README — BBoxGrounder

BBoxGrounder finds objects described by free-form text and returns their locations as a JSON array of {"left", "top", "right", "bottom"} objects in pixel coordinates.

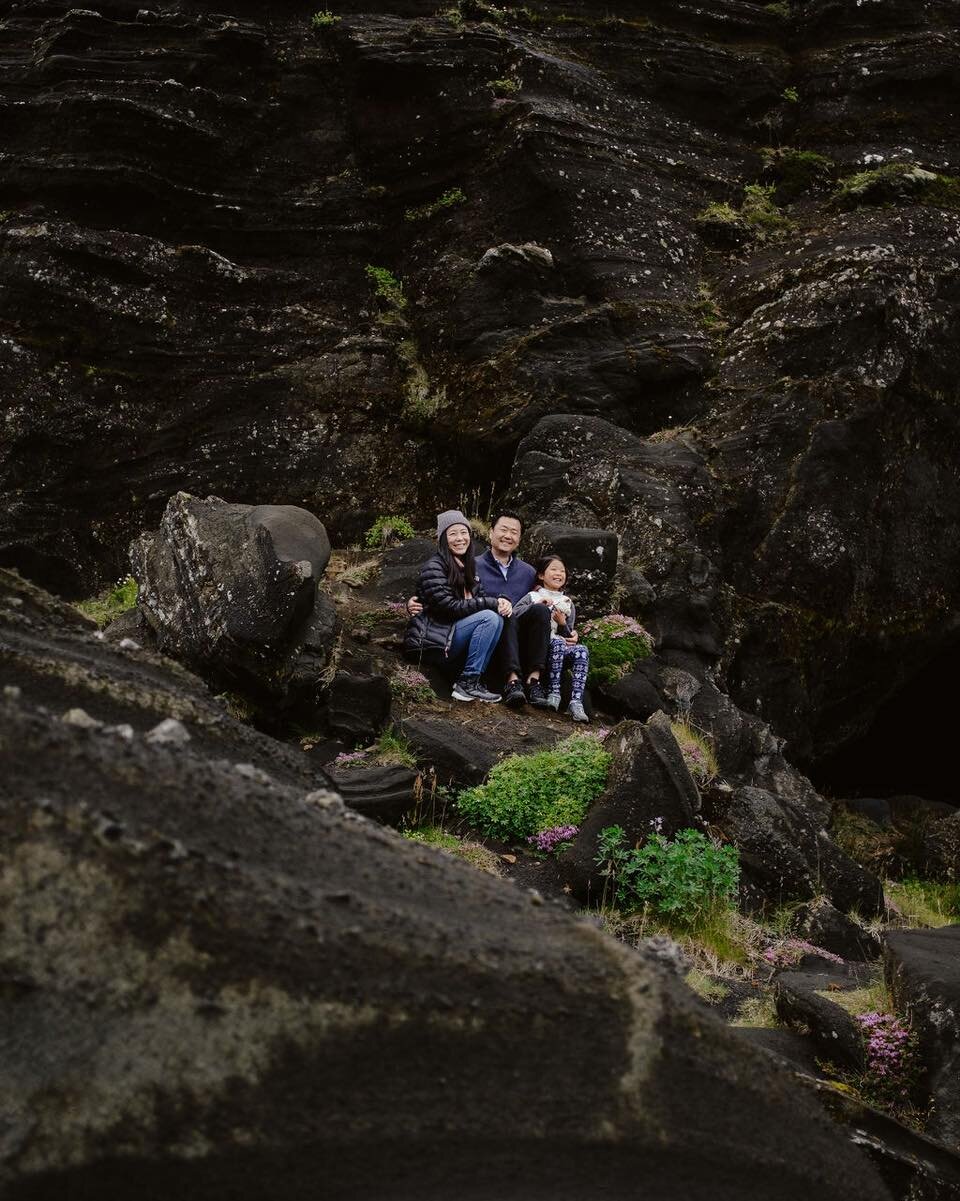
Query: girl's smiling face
[
  {"left": 445, "top": 524, "right": 471, "bottom": 556},
  {"left": 540, "top": 558, "right": 567, "bottom": 590}
]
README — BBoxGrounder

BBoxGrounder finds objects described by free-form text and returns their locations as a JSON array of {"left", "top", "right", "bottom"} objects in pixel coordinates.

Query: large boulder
[
  {"left": 0, "top": 681, "right": 893, "bottom": 1201},
  {"left": 711, "top": 784, "right": 885, "bottom": 917},
  {"left": 885, "top": 926, "right": 960, "bottom": 1151},
  {"left": 559, "top": 713, "right": 701, "bottom": 904},
  {"left": 131, "top": 493, "right": 336, "bottom": 700}
]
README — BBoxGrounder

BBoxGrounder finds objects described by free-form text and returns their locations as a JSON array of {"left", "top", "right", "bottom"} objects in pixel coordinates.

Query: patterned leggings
[{"left": 546, "top": 638, "right": 590, "bottom": 701}]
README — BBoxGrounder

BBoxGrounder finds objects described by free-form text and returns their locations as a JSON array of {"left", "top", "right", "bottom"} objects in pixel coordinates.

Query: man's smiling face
[{"left": 490, "top": 516, "right": 522, "bottom": 557}]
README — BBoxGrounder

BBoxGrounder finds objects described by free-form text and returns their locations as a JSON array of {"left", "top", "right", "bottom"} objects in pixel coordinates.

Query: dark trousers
[{"left": 489, "top": 603, "right": 552, "bottom": 683}]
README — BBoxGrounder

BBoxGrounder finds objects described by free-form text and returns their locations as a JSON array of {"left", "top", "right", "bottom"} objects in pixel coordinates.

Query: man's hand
[
  {"left": 497, "top": 597, "right": 513, "bottom": 617},
  {"left": 564, "top": 630, "right": 579, "bottom": 645},
  {"left": 407, "top": 595, "right": 423, "bottom": 617}
]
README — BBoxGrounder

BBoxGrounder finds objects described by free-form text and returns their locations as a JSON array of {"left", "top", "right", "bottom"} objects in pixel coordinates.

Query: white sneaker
[
  {"left": 546, "top": 692, "right": 561, "bottom": 711},
  {"left": 568, "top": 700, "right": 589, "bottom": 723}
]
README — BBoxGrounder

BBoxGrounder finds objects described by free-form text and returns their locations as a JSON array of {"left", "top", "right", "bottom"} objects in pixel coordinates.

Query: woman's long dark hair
[{"left": 438, "top": 532, "right": 477, "bottom": 595}]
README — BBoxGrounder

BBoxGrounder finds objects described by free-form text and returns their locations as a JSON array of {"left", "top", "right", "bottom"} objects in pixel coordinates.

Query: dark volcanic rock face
[{"left": 3, "top": 0, "right": 960, "bottom": 775}]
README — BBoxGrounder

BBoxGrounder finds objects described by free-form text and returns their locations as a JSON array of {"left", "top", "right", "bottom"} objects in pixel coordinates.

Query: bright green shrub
[
  {"left": 365, "top": 265, "right": 407, "bottom": 310},
  {"left": 579, "top": 614, "right": 653, "bottom": 685},
  {"left": 596, "top": 826, "right": 739, "bottom": 926},
  {"left": 311, "top": 10, "right": 340, "bottom": 27},
  {"left": 364, "top": 514, "right": 415, "bottom": 548},
  {"left": 457, "top": 734, "right": 611, "bottom": 841}
]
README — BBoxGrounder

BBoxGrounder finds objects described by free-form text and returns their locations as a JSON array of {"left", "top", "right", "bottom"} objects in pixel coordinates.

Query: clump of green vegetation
[
  {"left": 781, "top": 85, "right": 799, "bottom": 103},
  {"left": 695, "top": 200, "right": 741, "bottom": 226},
  {"left": 365, "top": 264, "right": 407, "bottom": 310},
  {"left": 762, "top": 146, "right": 835, "bottom": 200},
  {"left": 404, "top": 187, "right": 466, "bottom": 222},
  {"left": 670, "top": 719, "right": 719, "bottom": 787},
  {"left": 685, "top": 968, "right": 730, "bottom": 1005},
  {"left": 731, "top": 994, "right": 780, "bottom": 1028},
  {"left": 458, "top": 734, "right": 611, "bottom": 840},
  {"left": 886, "top": 878, "right": 960, "bottom": 927},
  {"left": 403, "top": 824, "right": 502, "bottom": 875},
  {"left": 579, "top": 613, "right": 653, "bottom": 686},
  {"left": 833, "top": 162, "right": 960, "bottom": 211},
  {"left": 337, "top": 556, "right": 381, "bottom": 588},
  {"left": 763, "top": 2, "right": 791, "bottom": 17},
  {"left": 75, "top": 575, "right": 138, "bottom": 627},
  {"left": 741, "top": 182, "right": 790, "bottom": 230},
  {"left": 311, "top": 9, "right": 340, "bottom": 28},
  {"left": 372, "top": 728, "right": 417, "bottom": 769},
  {"left": 691, "top": 280, "right": 727, "bottom": 333},
  {"left": 364, "top": 514, "right": 416, "bottom": 548},
  {"left": 488, "top": 76, "right": 520, "bottom": 96},
  {"left": 596, "top": 826, "right": 740, "bottom": 929},
  {"left": 597, "top": 900, "right": 762, "bottom": 970}
]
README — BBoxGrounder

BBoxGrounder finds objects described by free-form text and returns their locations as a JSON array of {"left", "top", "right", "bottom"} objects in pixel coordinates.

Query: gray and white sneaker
[
  {"left": 568, "top": 699, "right": 589, "bottom": 723},
  {"left": 545, "top": 691, "right": 561, "bottom": 711},
  {"left": 451, "top": 676, "right": 502, "bottom": 703}
]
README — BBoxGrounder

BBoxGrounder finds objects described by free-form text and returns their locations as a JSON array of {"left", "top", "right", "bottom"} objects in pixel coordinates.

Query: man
[{"left": 408, "top": 511, "right": 554, "bottom": 709}]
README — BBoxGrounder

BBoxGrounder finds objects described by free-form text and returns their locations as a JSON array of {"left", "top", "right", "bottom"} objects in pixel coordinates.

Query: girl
[
  {"left": 403, "top": 509, "right": 511, "bottom": 702},
  {"left": 513, "top": 555, "right": 590, "bottom": 722}
]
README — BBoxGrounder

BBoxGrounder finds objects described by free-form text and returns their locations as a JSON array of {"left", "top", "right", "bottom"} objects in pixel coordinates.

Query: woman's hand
[
  {"left": 564, "top": 630, "right": 579, "bottom": 645},
  {"left": 407, "top": 595, "right": 423, "bottom": 617},
  {"left": 497, "top": 597, "right": 513, "bottom": 617}
]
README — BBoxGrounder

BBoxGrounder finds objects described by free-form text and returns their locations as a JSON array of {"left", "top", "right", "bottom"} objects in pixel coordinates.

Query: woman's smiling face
[
  {"left": 540, "top": 559, "right": 567, "bottom": 590},
  {"left": 445, "top": 524, "right": 471, "bottom": 556}
]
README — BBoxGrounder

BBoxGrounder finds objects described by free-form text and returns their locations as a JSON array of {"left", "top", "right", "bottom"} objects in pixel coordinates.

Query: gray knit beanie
[{"left": 436, "top": 509, "right": 471, "bottom": 544}]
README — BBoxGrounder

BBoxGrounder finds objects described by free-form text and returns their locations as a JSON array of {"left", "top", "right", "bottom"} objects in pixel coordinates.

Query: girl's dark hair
[
  {"left": 534, "top": 554, "right": 566, "bottom": 584},
  {"left": 439, "top": 531, "right": 478, "bottom": 594}
]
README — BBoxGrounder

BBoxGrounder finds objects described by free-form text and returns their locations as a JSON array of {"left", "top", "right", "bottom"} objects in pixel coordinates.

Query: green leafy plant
[
  {"left": 763, "top": 2, "right": 791, "bottom": 16},
  {"left": 669, "top": 719, "right": 719, "bottom": 787},
  {"left": 488, "top": 77, "right": 520, "bottom": 96},
  {"left": 311, "top": 9, "right": 340, "bottom": 27},
  {"left": 781, "top": 85, "right": 799, "bottom": 103},
  {"left": 458, "top": 734, "right": 611, "bottom": 840},
  {"left": 75, "top": 575, "right": 138, "bottom": 627},
  {"left": 364, "top": 514, "right": 416, "bottom": 548},
  {"left": 365, "top": 264, "right": 407, "bottom": 310},
  {"left": 741, "top": 183, "right": 790, "bottom": 230},
  {"left": 596, "top": 826, "right": 740, "bottom": 927},
  {"left": 579, "top": 613, "right": 653, "bottom": 685},
  {"left": 404, "top": 187, "right": 466, "bottom": 222}
]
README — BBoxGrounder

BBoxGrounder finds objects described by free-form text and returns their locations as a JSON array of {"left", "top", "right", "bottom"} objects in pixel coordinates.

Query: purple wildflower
[
  {"left": 527, "top": 825, "right": 579, "bottom": 853},
  {"left": 333, "top": 750, "right": 367, "bottom": 767}
]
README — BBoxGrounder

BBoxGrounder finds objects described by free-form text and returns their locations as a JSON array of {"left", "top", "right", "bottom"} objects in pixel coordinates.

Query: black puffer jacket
[{"left": 403, "top": 552, "right": 498, "bottom": 660}]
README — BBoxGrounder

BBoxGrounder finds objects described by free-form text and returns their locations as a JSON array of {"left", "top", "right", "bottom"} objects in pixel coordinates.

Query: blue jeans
[{"left": 448, "top": 609, "right": 503, "bottom": 677}]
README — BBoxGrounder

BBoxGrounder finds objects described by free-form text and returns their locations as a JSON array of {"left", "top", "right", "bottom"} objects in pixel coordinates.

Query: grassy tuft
[
  {"left": 403, "top": 824, "right": 502, "bottom": 875},
  {"left": 886, "top": 878, "right": 960, "bottom": 928},
  {"left": 669, "top": 718, "right": 719, "bottom": 787},
  {"left": 372, "top": 728, "right": 418, "bottom": 769},
  {"left": 75, "top": 575, "right": 138, "bottom": 627}
]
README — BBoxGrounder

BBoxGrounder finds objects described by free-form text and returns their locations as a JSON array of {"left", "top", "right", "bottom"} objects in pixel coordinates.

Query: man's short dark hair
[{"left": 490, "top": 510, "right": 524, "bottom": 535}]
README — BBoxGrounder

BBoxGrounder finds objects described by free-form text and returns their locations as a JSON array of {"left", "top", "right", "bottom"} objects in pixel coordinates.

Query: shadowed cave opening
[{"left": 810, "top": 645, "right": 960, "bottom": 805}]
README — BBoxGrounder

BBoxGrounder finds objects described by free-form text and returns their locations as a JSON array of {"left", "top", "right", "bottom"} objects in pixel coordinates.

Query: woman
[{"left": 403, "top": 509, "right": 511, "bottom": 702}]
